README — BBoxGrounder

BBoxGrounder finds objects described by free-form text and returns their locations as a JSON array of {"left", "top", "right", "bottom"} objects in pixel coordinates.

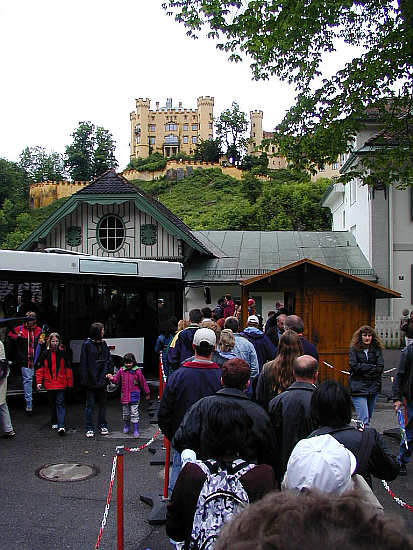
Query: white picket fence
[{"left": 375, "top": 316, "right": 402, "bottom": 349}]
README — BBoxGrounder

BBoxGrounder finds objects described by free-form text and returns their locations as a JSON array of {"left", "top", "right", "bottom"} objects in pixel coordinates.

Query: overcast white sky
[{"left": 0, "top": 1, "right": 354, "bottom": 170}]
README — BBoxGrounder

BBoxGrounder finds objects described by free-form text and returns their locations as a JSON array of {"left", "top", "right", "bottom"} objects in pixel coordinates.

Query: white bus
[{"left": 0, "top": 249, "right": 183, "bottom": 395}]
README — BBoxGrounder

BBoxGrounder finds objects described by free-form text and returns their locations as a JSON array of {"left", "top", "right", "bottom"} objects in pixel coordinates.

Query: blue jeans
[
  {"left": 85, "top": 388, "right": 107, "bottom": 431},
  {"left": 352, "top": 394, "right": 378, "bottom": 427},
  {"left": 399, "top": 400, "right": 413, "bottom": 465},
  {"left": 168, "top": 447, "right": 182, "bottom": 496},
  {"left": 48, "top": 390, "right": 66, "bottom": 428},
  {"left": 0, "top": 402, "right": 13, "bottom": 433},
  {"left": 21, "top": 367, "right": 34, "bottom": 408}
]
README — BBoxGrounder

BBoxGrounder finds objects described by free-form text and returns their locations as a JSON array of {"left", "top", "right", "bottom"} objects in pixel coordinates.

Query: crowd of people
[
  {"left": 3, "top": 299, "right": 413, "bottom": 549},
  {"left": 153, "top": 301, "right": 413, "bottom": 549},
  {"left": 0, "top": 314, "right": 150, "bottom": 438}
]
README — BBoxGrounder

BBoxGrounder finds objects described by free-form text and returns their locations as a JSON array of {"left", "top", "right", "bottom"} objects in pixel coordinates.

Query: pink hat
[{"left": 248, "top": 299, "right": 255, "bottom": 306}]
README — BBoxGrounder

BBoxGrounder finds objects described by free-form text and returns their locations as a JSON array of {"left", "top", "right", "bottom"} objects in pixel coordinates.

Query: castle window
[
  {"left": 149, "top": 124, "right": 155, "bottom": 132},
  {"left": 97, "top": 215, "right": 125, "bottom": 252},
  {"left": 165, "top": 123, "right": 177, "bottom": 131},
  {"left": 183, "top": 124, "right": 188, "bottom": 131},
  {"left": 192, "top": 136, "right": 197, "bottom": 144},
  {"left": 208, "top": 122, "right": 213, "bottom": 129},
  {"left": 165, "top": 134, "right": 179, "bottom": 144},
  {"left": 149, "top": 136, "right": 155, "bottom": 144},
  {"left": 192, "top": 124, "right": 198, "bottom": 131},
  {"left": 183, "top": 136, "right": 188, "bottom": 143},
  {"left": 209, "top": 134, "right": 213, "bottom": 140}
]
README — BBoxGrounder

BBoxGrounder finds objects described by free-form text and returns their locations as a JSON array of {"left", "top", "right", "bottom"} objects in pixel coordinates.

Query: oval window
[{"left": 97, "top": 215, "right": 125, "bottom": 252}]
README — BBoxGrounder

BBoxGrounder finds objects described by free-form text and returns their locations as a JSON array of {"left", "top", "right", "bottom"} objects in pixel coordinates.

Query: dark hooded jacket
[
  {"left": 240, "top": 327, "right": 277, "bottom": 371},
  {"left": 167, "top": 324, "right": 200, "bottom": 370},
  {"left": 79, "top": 338, "right": 113, "bottom": 389},
  {"left": 173, "top": 387, "right": 278, "bottom": 470}
]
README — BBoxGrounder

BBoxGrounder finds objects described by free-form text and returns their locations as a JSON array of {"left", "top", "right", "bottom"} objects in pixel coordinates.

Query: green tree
[
  {"left": 65, "top": 121, "right": 118, "bottom": 180},
  {"left": 163, "top": 1, "right": 413, "bottom": 186},
  {"left": 193, "top": 138, "right": 222, "bottom": 162},
  {"left": 19, "top": 146, "right": 66, "bottom": 183},
  {"left": 240, "top": 171, "right": 262, "bottom": 204},
  {"left": 0, "top": 159, "right": 29, "bottom": 245},
  {"left": 215, "top": 102, "right": 248, "bottom": 164},
  {"left": 241, "top": 153, "right": 268, "bottom": 174}
]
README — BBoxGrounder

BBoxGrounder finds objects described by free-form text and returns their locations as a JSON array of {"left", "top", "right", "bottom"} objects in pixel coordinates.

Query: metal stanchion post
[
  {"left": 116, "top": 446, "right": 124, "bottom": 550},
  {"left": 163, "top": 437, "right": 171, "bottom": 499}
]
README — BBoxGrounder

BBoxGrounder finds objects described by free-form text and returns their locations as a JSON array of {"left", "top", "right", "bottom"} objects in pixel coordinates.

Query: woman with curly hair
[
  {"left": 255, "top": 329, "right": 303, "bottom": 410},
  {"left": 349, "top": 325, "right": 384, "bottom": 427}
]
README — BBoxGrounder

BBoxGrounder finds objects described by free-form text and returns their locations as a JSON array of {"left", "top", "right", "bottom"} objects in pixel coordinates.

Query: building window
[
  {"left": 192, "top": 136, "right": 197, "bottom": 144},
  {"left": 183, "top": 124, "right": 188, "bottom": 131},
  {"left": 208, "top": 134, "right": 213, "bottom": 140},
  {"left": 149, "top": 136, "right": 155, "bottom": 144},
  {"left": 165, "top": 134, "right": 179, "bottom": 144},
  {"left": 350, "top": 179, "right": 357, "bottom": 205},
  {"left": 165, "top": 123, "right": 177, "bottom": 131},
  {"left": 192, "top": 124, "right": 198, "bottom": 131},
  {"left": 183, "top": 136, "right": 188, "bottom": 143},
  {"left": 148, "top": 124, "right": 155, "bottom": 132},
  {"left": 193, "top": 115, "right": 197, "bottom": 120},
  {"left": 97, "top": 215, "right": 125, "bottom": 252},
  {"left": 332, "top": 162, "right": 339, "bottom": 170},
  {"left": 343, "top": 210, "right": 346, "bottom": 229},
  {"left": 208, "top": 122, "right": 213, "bottom": 129},
  {"left": 136, "top": 135, "right": 140, "bottom": 144}
]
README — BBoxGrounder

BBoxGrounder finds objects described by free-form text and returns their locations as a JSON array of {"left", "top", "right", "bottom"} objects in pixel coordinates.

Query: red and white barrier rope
[
  {"left": 381, "top": 480, "right": 413, "bottom": 512},
  {"left": 93, "top": 428, "right": 162, "bottom": 548},
  {"left": 160, "top": 355, "right": 167, "bottom": 383},
  {"left": 323, "top": 361, "right": 395, "bottom": 376},
  {"left": 95, "top": 455, "right": 117, "bottom": 549},
  {"left": 124, "top": 428, "right": 161, "bottom": 452}
]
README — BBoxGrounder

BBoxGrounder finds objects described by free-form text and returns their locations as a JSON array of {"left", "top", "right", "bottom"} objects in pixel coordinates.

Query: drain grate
[{"left": 36, "top": 462, "right": 98, "bottom": 482}]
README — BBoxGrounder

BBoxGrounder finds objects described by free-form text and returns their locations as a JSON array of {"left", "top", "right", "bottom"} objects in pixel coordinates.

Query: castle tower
[
  {"left": 249, "top": 110, "right": 263, "bottom": 152},
  {"left": 130, "top": 98, "right": 151, "bottom": 159},
  {"left": 197, "top": 96, "right": 214, "bottom": 141}
]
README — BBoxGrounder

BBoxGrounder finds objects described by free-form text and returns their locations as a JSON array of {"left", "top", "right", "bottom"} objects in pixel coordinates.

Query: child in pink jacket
[{"left": 107, "top": 353, "right": 150, "bottom": 437}]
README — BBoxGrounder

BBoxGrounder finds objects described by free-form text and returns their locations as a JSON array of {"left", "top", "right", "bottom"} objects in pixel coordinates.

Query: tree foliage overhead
[
  {"left": 163, "top": 0, "right": 413, "bottom": 186},
  {"left": 65, "top": 121, "right": 118, "bottom": 180},
  {"left": 215, "top": 101, "right": 248, "bottom": 164},
  {"left": 19, "top": 147, "right": 66, "bottom": 184}
]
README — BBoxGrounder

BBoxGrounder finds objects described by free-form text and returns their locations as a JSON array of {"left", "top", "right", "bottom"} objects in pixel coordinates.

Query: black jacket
[
  {"left": 79, "top": 338, "right": 113, "bottom": 389},
  {"left": 268, "top": 381, "right": 317, "bottom": 479},
  {"left": 349, "top": 347, "right": 384, "bottom": 396},
  {"left": 173, "top": 387, "right": 278, "bottom": 470},
  {"left": 309, "top": 425, "right": 399, "bottom": 486},
  {"left": 392, "top": 344, "right": 413, "bottom": 402}
]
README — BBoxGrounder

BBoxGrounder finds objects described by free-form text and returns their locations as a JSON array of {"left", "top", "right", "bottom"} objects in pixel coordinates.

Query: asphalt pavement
[{"left": 2, "top": 349, "right": 413, "bottom": 550}]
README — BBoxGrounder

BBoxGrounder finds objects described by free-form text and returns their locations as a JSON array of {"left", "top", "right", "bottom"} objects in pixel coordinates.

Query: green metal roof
[{"left": 186, "top": 231, "right": 375, "bottom": 283}]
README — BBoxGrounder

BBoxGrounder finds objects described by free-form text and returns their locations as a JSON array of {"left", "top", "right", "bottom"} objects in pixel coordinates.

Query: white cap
[
  {"left": 282, "top": 434, "right": 357, "bottom": 495},
  {"left": 247, "top": 315, "right": 259, "bottom": 324},
  {"left": 193, "top": 327, "right": 216, "bottom": 347}
]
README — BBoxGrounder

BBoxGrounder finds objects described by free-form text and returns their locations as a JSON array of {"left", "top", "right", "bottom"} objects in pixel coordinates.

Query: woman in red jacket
[{"left": 35, "top": 333, "right": 73, "bottom": 435}]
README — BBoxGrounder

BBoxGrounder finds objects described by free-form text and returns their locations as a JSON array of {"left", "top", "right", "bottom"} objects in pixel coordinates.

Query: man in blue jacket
[
  {"left": 167, "top": 309, "right": 202, "bottom": 370},
  {"left": 240, "top": 315, "right": 277, "bottom": 372},
  {"left": 158, "top": 327, "right": 221, "bottom": 494}
]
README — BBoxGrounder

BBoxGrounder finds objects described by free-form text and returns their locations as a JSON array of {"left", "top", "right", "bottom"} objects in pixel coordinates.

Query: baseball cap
[
  {"left": 282, "top": 434, "right": 357, "bottom": 495},
  {"left": 247, "top": 315, "right": 259, "bottom": 324},
  {"left": 193, "top": 327, "right": 216, "bottom": 347}
]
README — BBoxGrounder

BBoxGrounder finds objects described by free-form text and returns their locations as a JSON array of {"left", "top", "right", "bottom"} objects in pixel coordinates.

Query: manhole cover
[{"left": 36, "top": 462, "right": 99, "bottom": 482}]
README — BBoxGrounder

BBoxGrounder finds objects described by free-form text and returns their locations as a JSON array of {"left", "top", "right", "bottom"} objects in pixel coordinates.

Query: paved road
[{"left": 2, "top": 350, "right": 413, "bottom": 550}]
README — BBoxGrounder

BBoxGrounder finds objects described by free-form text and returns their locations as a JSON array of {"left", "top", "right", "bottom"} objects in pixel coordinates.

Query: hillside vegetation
[{"left": 131, "top": 168, "right": 332, "bottom": 231}]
